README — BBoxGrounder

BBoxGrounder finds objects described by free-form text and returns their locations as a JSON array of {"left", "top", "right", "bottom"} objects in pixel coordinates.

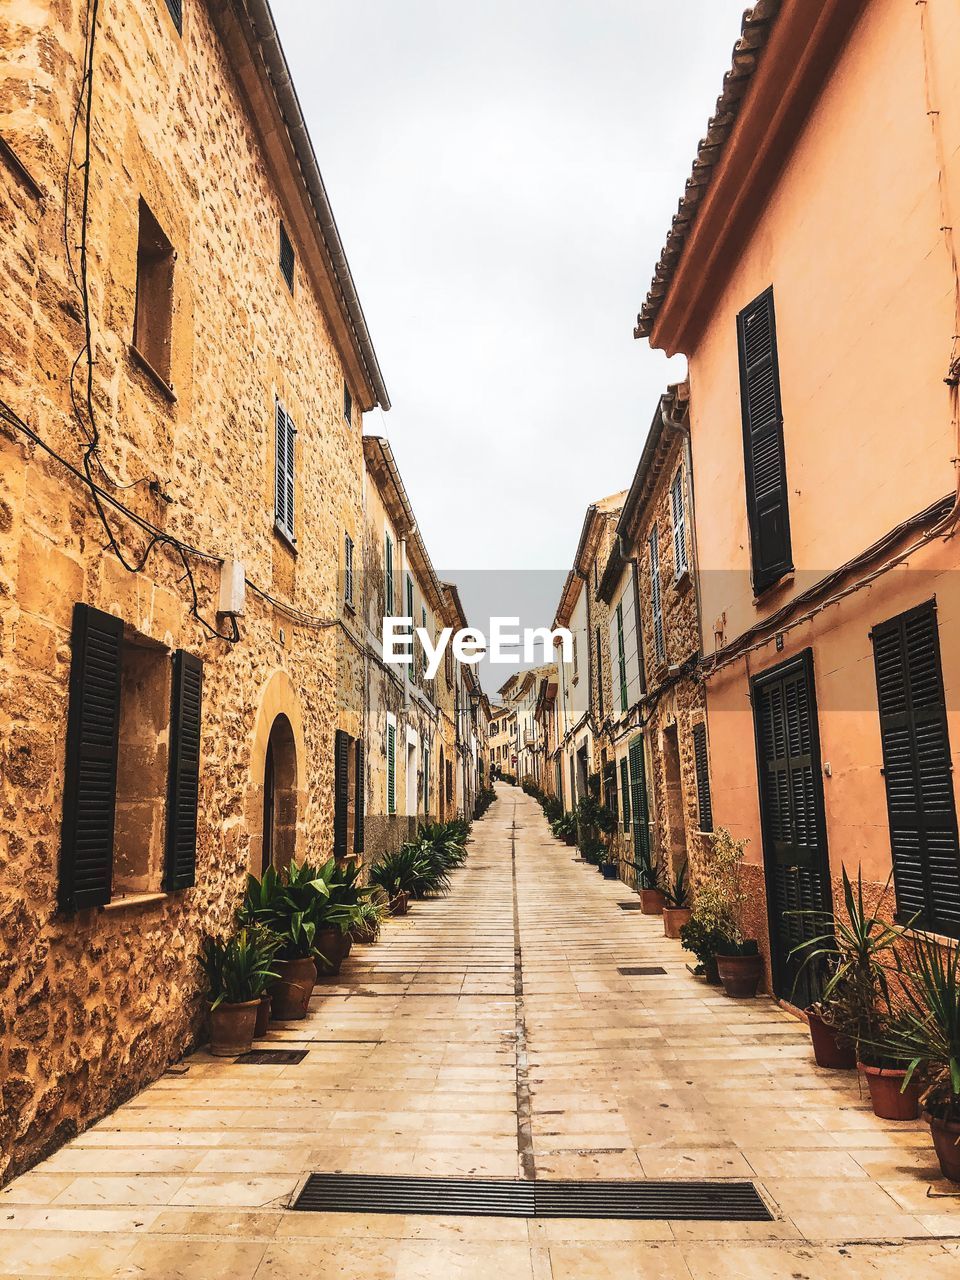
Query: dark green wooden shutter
[
  {"left": 59, "top": 603, "right": 123, "bottom": 911},
  {"left": 333, "top": 729, "right": 350, "bottom": 858},
  {"left": 649, "top": 528, "right": 665, "bottom": 665},
  {"left": 628, "top": 737, "right": 650, "bottom": 859},
  {"left": 619, "top": 757, "right": 631, "bottom": 832},
  {"left": 737, "top": 287, "right": 792, "bottom": 595},
  {"left": 387, "top": 723, "right": 396, "bottom": 815},
  {"left": 872, "top": 601, "right": 960, "bottom": 936},
  {"left": 692, "top": 721, "right": 713, "bottom": 833},
  {"left": 164, "top": 0, "right": 183, "bottom": 35},
  {"left": 354, "top": 738, "right": 365, "bottom": 853},
  {"left": 164, "top": 649, "right": 202, "bottom": 891}
]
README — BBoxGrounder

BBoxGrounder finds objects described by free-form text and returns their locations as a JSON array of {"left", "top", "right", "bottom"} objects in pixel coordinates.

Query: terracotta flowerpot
[
  {"left": 662, "top": 906, "right": 692, "bottom": 939},
  {"left": 351, "top": 921, "right": 378, "bottom": 945},
  {"left": 716, "top": 950, "right": 763, "bottom": 998},
  {"left": 806, "top": 1009, "right": 855, "bottom": 1070},
  {"left": 254, "top": 992, "right": 271, "bottom": 1038},
  {"left": 315, "top": 926, "right": 346, "bottom": 977},
  {"left": 208, "top": 999, "right": 259, "bottom": 1057},
  {"left": 859, "top": 1063, "right": 920, "bottom": 1120},
  {"left": 390, "top": 891, "right": 409, "bottom": 916},
  {"left": 928, "top": 1112, "right": 960, "bottom": 1182},
  {"left": 639, "top": 889, "right": 666, "bottom": 915},
  {"left": 269, "top": 956, "right": 316, "bottom": 1020},
  {"left": 562, "top": 834, "right": 576, "bottom": 847}
]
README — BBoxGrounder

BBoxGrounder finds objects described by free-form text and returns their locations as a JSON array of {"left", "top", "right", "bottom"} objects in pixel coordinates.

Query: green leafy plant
[
  {"left": 789, "top": 865, "right": 906, "bottom": 1063},
  {"left": 879, "top": 934, "right": 960, "bottom": 1120},
  {"left": 687, "top": 828, "right": 756, "bottom": 956},
  {"left": 678, "top": 916, "right": 727, "bottom": 972},
  {"left": 631, "top": 847, "right": 664, "bottom": 892},
  {"left": 200, "top": 927, "right": 279, "bottom": 1010},
  {"left": 579, "top": 837, "right": 606, "bottom": 866},
  {"left": 663, "top": 861, "right": 690, "bottom": 909},
  {"left": 575, "top": 794, "right": 616, "bottom": 836},
  {"left": 550, "top": 811, "right": 577, "bottom": 842},
  {"left": 240, "top": 861, "right": 331, "bottom": 960}
]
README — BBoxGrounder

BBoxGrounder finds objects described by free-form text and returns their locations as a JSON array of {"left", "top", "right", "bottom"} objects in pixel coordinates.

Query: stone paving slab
[{"left": 1, "top": 787, "right": 959, "bottom": 1277}]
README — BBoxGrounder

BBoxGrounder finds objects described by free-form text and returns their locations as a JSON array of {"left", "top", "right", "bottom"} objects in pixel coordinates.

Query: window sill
[
  {"left": 900, "top": 921, "right": 960, "bottom": 947},
  {"left": 274, "top": 523, "right": 298, "bottom": 554},
  {"left": 343, "top": 598, "right": 356, "bottom": 616},
  {"left": 129, "top": 343, "right": 176, "bottom": 403},
  {"left": 752, "top": 570, "right": 794, "bottom": 607},
  {"left": 102, "top": 891, "right": 168, "bottom": 913},
  {"left": 673, "top": 567, "right": 692, "bottom": 594}
]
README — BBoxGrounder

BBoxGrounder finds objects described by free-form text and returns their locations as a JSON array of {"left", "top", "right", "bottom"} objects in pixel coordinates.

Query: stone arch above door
[{"left": 248, "top": 671, "right": 307, "bottom": 874}]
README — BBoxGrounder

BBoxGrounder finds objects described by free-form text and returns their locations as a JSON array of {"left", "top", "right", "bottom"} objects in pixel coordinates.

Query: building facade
[
  {"left": 636, "top": 0, "right": 960, "bottom": 1001},
  {"left": 0, "top": 0, "right": 390, "bottom": 1177}
]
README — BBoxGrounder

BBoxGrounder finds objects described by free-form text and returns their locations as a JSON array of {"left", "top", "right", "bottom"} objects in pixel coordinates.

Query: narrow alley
[{"left": 2, "top": 788, "right": 958, "bottom": 1279}]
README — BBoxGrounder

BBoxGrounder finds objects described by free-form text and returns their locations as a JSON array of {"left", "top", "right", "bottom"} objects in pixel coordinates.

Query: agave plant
[
  {"left": 789, "top": 865, "right": 907, "bottom": 1062},
  {"left": 369, "top": 844, "right": 425, "bottom": 899},
  {"left": 200, "top": 927, "right": 279, "bottom": 1009},
  {"left": 663, "top": 861, "right": 690, "bottom": 909},
  {"left": 631, "top": 847, "right": 664, "bottom": 892},
  {"left": 240, "top": 861, "right": 332, "bottom": 960},
  {"left": 876, "top": 933, "right": 960, "bottom": 1122}
]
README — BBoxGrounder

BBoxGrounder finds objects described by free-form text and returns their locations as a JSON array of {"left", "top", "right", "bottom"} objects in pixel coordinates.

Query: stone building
[
  {"left": 0, "top": 0, "right": 389, "bottom": 1178},
  {"left": 551, "top": 493, "right": 624, "bottom": 811},
  {"left": 635, "top": 0, "right": 960, "bottom": 1001},
  {"left": 597, "top": 385, "right": 712, "bottom": 888},
  {"left": 487, "top": 704, "right": 516, "bottom": 776},
  {"left": 361, "top": 437, "right": 452, "bottom": 858}
]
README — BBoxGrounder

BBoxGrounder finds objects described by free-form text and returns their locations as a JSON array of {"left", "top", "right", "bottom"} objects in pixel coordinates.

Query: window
[
  {"left": 133, "top": 199, "right": 175, "bottom": 385},
  {"left": 671, "top": 467, "right": 688, "bottom": 579},
  {"left": 649, "top": 525, "right": 665, "bottom": 665},
  {"left": 386, "top": 719, "right": 396, "bottom": 816},
  {"left": 163, "top": 0, "right": 183, "bottom": 36},
  {"left": 692, "top": 721, "right": 713, "bottom": 832},
  {"left": 344, "top": 532, "right": 354, "bottom": 606},
  {"left": 279, "top": 222, "right": 295, "bottom": 292},
  {"left": 353, "top": 739, "right": 365, "bottom": 854},
  {"left": 595, "top": 626, "right": 604, "bottom": 718},
  {"left": 59, "top": 604, "right": 202, "bottom": 911},
  {"left": 572, "top": 633, "right": 579, "bottom": 678},
  {"left": 274, "top": 398, "right": 296, "bottom": 543},
  {"left": 384, "top": 532, "right": 394, "bottom": 615},
  {"left": 343, "top": 382, "right": 352, "bottom": 425},
  {"left": 423, "top": 743, "right": 430, "bottom": 814},
  {"left": 333, "top": 729, "right": 352, "bottom": 859},
  {"left": 872, "top": 601, "right": 960, "bottom": 936},
  {"left": 615, "top": 603, "right": 628, "bottom": 712},
  {"left": 628, "top": 736, "right": 650, "bottom": 861},
  {"left": 737, "top": 286, "right": 792, "bottom": 595}
]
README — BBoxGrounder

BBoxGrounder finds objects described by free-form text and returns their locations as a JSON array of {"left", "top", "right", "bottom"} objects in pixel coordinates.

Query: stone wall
[{"left": 0, "top": 0, "right": 370, "bottom": 1178}]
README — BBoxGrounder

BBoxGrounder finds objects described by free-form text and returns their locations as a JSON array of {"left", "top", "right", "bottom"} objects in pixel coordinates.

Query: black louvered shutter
[
  {"left": 164, "top": 650, "right": 202, "bottom": 891},
  {"left": 59, "top": 604, "right": 123, "bottom": 911},
  {"left": 692, "top": 722, "right": 713, "bottom": 833},
  {"left": 353, "top": 738, "right": 365, "bottom": 854},
  {"left": 333, "top": 729, "right": 350, "bottom": 859},
  {"left": 164, "top": 0, "right": 183, "bottom": 36},
  {"left": 872, "top": 601, "right": 960, "bottom": 936},
  {"left": 737, "top": 287, "right": 792, "bottom": 595}
]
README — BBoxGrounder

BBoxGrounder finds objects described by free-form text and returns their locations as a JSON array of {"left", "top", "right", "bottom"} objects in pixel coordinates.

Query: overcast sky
[{"left": 272, "top": 0, "right": 744, "bottom": 573}]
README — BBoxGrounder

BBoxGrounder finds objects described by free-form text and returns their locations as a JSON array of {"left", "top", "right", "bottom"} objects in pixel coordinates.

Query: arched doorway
[{"left": 262, "top": 714, "right": 297, "bottom": 872}]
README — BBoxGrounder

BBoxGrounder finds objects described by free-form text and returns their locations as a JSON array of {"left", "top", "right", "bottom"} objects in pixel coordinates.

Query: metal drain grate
[
  {"left": 290, "top": 1174, "right": 772, "bottom": 1221},
  {"left": 235, "top": 1049, "right": 307, "bottom": 1064},
  {"left": 618, "top": 966, "right": 667, "bottom": 976},
  {"left": 617, "top": 901, "right": 644, "bottom": 911}
]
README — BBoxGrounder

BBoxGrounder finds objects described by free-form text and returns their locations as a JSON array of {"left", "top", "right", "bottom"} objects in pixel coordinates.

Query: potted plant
[
  {"left": 241, "top": 863, "right": 328, "bottom": 1019},
  {"left": 369, "top": 844, "right": 422, "bottom": 914},
  {"left": 599, "top": 851, "right": 619, "bottom": 880},
  {"left": 874, "top": 933, "right": 959, "bottom": 1172},
  {"left": 662, "top": 862, "right": 691, "bottom": 939},
  {"left": 691, "top": 829, "right": 763, "bottom": 997},
  {"left": 551, "top": 812, "right": 577, "bottom": 846},
  {"left": 633, "top": 848, "right": 666, "bottom": 914},
  {"left": 200, "top": 928, "right": 278, "bottom": 1056},
  {"left": 791, "top": 867, "right": 916, "bottom": 1111},
  {"left": 679, "top": 917, "right": 726, "bottom": 984}
]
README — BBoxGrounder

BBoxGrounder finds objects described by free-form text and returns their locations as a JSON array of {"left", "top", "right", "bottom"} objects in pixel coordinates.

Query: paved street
[{"left": 2, "top": 786, "right": 960, "bottom": 1278}]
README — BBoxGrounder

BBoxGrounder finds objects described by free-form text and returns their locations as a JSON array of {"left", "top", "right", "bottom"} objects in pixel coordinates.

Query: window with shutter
[
  {"left": 671, "top": 467, "right": 688, "bottom": 579},
  {"left": 343, "top": 382, "right": 352, "bottom": 425},
  {"left": 333, "top": 729, "right": 351, "bottom": 859},
  {"left": 386, "top": 721, "right": 396, "bottom": 815},
  {"left": 872, "top": 601, "right": 960, "bottom": 937},
  {"left": 595, "top": 627, "right": 604, "bottom": 718},
  {"left": 615, "top": 603, "right": 628, "bottom": 711},
  {"left": 274, "top": 398, "right": 295, "bottom": 543},
  {"left": 344, "top": 532, "right": 354, "bottom": 606},
  {"left": 164, "top": 0, "right": 183, "bottom": 37},
  {"left": 165, "top": 649, "right": 202, "bottom": 891},
  {"left": 649, "top": 526, "right": 665, "bottom": 666},
  {"left": 737, "top": 287, "right": 792, "bottom": 595},
  {"left": 619, "top": 757, "right": 631, "bottom": 831},
  {"left": 385, "top": 532, "right": 394, "bottom": 616},
  {"left": 628, "top": 737, "right": 650, "bottom": 859},
  {"left": 279, "top": 223, "right": 295, "bottom": 293},
  {"left": 353, "top": 738, "right": 365, "bottom": 854},
  {"left": 692, "top": 721, "right": 713, "bottom": 833},
  {"left": 59, "top": 604, "right": 123, "bottom": 912}
]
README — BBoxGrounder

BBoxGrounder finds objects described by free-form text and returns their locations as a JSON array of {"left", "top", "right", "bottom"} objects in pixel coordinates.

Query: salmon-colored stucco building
[{"left": 637, "top": 0, "right": 960, "bottom": 1001}]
